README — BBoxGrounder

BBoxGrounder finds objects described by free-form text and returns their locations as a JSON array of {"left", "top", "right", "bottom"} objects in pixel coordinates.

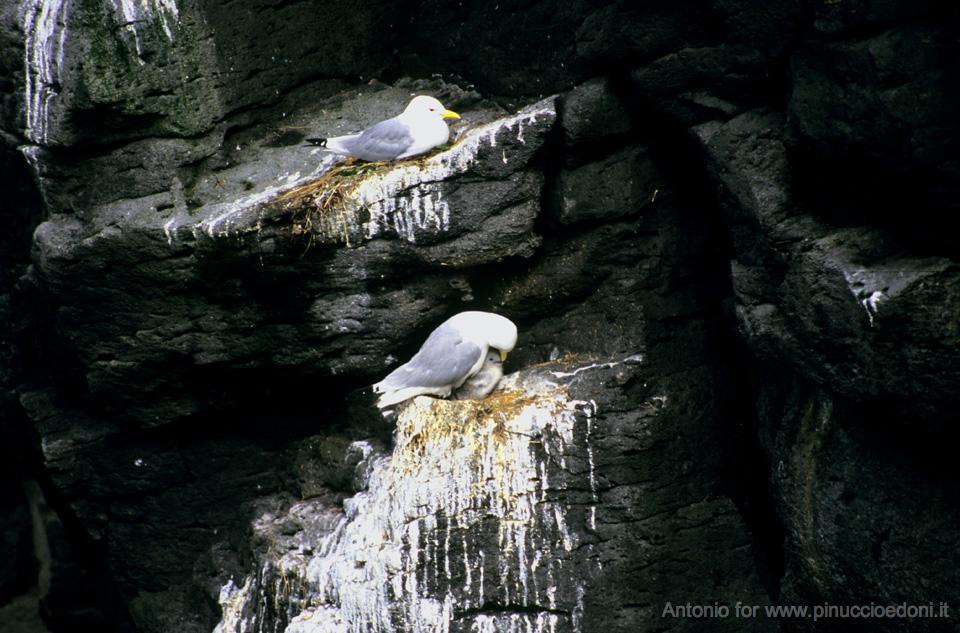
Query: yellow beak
[
  {"left": 499, "top": 349, "right": 508, "bottom": 362},
  {"left": 441, "top": 109, "right": 461, "bottom": 120}
]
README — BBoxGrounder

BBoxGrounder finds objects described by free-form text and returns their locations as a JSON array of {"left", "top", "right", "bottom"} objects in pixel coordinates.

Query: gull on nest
[
  {"left": 373, "top": 311, "right": 517, "bottom": 409},
  {"left": 307, "top": 95, "right": 461, "bottom": 162}
]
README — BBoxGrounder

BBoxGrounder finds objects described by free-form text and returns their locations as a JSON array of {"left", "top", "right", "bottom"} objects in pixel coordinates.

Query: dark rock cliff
[{"left": 1, "top": 1, "right": 958, "bottom": 632}]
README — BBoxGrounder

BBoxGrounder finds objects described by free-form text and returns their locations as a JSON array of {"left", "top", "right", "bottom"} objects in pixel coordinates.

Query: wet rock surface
[{"left": 1, "top": 1, "right": 958, "bottom": 633}]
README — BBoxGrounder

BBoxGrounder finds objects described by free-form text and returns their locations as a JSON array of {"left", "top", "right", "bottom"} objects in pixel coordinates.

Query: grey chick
[{"left": 452, "top": 349, "right": 504, "bottom": 400}]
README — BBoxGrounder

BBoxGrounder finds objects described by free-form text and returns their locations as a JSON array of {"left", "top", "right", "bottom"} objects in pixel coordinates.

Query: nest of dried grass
[{"left": 270, "top": 160, "right": 390, "bottom": 247}]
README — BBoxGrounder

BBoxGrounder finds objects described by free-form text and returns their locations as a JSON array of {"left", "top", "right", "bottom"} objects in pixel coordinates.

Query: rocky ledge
[{"left": 215, "top": 358, "right": 772, "bottom": 633}]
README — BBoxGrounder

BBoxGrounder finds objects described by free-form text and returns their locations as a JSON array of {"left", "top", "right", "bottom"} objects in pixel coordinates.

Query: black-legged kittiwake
[
  {"left": 307, "top": 95, "right": 460, "bottom": 162},
  {"left": 373, "top": 311, "right": 517, "bottom": 409},
  {"left": 452, "top": 349, "right": 504, "bottom": 401}
]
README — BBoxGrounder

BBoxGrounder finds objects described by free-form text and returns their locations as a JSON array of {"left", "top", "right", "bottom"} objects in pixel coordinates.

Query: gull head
[
  {"left": 402, "top": 95, "right": 460, "bottom": 122},
  {"left": 451, "top": 311, "right": 518, "bottom": 360}
]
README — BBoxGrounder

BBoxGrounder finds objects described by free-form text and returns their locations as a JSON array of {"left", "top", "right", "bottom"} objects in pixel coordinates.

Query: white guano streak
[
  {"left": 842, "top": 269, "right": 886, "bottom": 328},
  {"left": 175, "top": 100, "right": 554, "bottom": 247},
  {"left": 20, "top": 0, "right": 180, "bottom": 143},
  {"left": 21, "top": 0, "right": 72, "bottom": 144},
  {"left": 108, "top": 0, "right": 179, "bottom": 61},
  {"left": 357, "top": 103, "right": 553, "bottom": 243},
  {"left": 214, "top": 383, "right": 594, "bottom": 633}
]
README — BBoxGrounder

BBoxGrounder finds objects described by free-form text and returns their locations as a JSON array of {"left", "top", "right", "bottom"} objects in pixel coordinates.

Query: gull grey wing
[
  {"left": 340, "top": 117, "right": 415, "bottom": 161},
  {"left": 378, "top": 324, "right": 483, "bottom": 391}
]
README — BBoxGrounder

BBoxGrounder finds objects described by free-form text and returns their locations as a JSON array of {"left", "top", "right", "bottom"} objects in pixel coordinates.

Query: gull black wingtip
[{"left": 304, "top": 137, "right": 328, "bottom": 147}]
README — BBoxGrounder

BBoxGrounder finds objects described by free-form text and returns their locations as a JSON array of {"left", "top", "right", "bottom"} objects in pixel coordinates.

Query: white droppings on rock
[
  {"left": 861, "top": 290, "right": 884, "bottom": 327},
  {"left": 214, "top": 363, "right": 602, "bottom": 633},
  {"left": 212, "top": 576, "right": 254, "bottom": 633},
  {"left": 470, "top": 613, "right": 560, "bottom": 633},
  {"left": 108, "top": 0, "right": 180, "bottom": 60},
  {"left": 461, "top": 532, "right": 472, "bottom": 596},
  {"left": 19, "top": 145, "right": 49, "bottom": 213},
  {"left": 348, "top": 440, "right": 375, "bottom": 461},
  {"left": 842, "top": 269, "right": 891, "bottom": 328},
  {"left": 539, "top": 460, "right": 549, "bottom": 501},
  {"left": 285, "top": 607, "right": 344, "bottom": 633},
  {"left": 367, "top": 182, "right": 450, "bottom": 244},
  {"left": 478, "top": 548, "right": 486, "bottom": 606},
  {"left": 20, "top": 0, "right": 73, "bottom": 144},
  {"left": 549, "top": 361, "right": 620, "bottom": 379},
  {"left": 572, "top": 582, "right": 586, "bottom": 632},
  {"left": 546, "top": 584, "right": 556, "bottom": 611},
  {"left": 169, "top": 100, "right": 554, "bottom": 249},
  {"left": 217, "top": 577, "right": 238, "bottom": 604},
  {"left": 19, "top": 144, "right": 41, "bottom": 173},
  {"left": 186, "top": 161, "right": 330, "bottom": 240},
  {"left": 162, "top": 217, "right": 176, "bottom": 245},
  {"left": 553, "top": 505, "right": 575, "bottom": 551},
  {"left": 356, "top": 99, "right": 555, "bottom": 243},
  {"left": 582, "top": 399, "right": 599, "bottom": 508}
]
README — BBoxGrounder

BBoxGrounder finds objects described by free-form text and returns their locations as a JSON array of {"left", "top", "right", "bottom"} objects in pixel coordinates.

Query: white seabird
[
  {"left": 373, "top": 311, "right": 517, "bottom": 408},
  {"left": 308, "top": 95, "right": 460, "bottom": 162}
]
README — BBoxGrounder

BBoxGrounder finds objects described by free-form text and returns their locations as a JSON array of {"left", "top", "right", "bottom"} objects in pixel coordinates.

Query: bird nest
[
  {"left": 395, "top": 387, "right": 565, "bottom": 455},
  {"left": 269, "top": 160, "right": 391, "bottom": 247}
]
